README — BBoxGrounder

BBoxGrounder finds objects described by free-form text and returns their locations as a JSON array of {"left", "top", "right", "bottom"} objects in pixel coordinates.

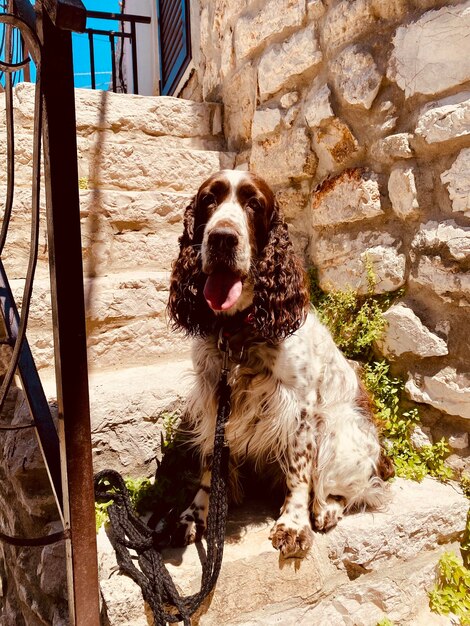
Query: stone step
[
  {"left": 78, "top": 137, "right": 235, "bottom": 193},
  {"left": 41, "top": 356, "right": 192, "bottom": 477},
  {"left": 0, "top": 186, "right": 189, "bottom": 280},
  {"left": 98, "top": 477, "right": 468, "bottom": 626},
  {"left": 11, "top": 271, "right": 187, "bottom": 371},
  {"left": 0, "top": 130, "right": 235, "bottom": 192},
  {"left": 7, "top": 82, "right": 224, "bottom": 143}
]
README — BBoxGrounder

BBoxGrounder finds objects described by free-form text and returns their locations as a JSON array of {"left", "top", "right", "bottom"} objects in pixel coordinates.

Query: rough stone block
[
  {"left": 322, "top": 0, "right": 375, "bottom": 52},
  {"left": 98, "top": 478, "right": 468, "bottom": 625},
  {"left": 330, "top": 45, "right": 382, "bottom": 109},
  {"left": 312, "top": 118, "right": 359, "bottom": 175},
  {"left": 441, "top": 148, "right": 470, "bottom": 218},
  {"left": 223, "top": 62, "right": 257, "bottom": 150},
  {"left": 410, "top": 255, "right": 470, "bottom": 306},
  {"left": 311, "top": 169, "right": 383, "bottom": 227},
  {"left": 42, "top": 358, "right": 191, "bottom": 477},
  {"left": 12, "top": 82, "right": 223, "bottom": 140},
  {"left": 448, "top": 432, "right": 469, "bottom": 450},
  {"left": 327, "top": 477, "right": 467, "bottom": 570},
  {"left": 412, "top": 220, "right": 470, "bottom": 263},
  {"left": 307, "top": 0, "right": 326, "bottom": 21},
  {"left": 370, "top": 0, "right": 408, "bottom": 20},
  {"left": 86, "top": 141, "right": 235, "bottom": 192},
  {"left": 303, "top": 79, "right": 334, "bottom": 129},
  {"left": 251, "top": 127, "right": 317, "bottom": 186},
  {"left": 79, "top": 188, "right": 191, "bottom": 233},
  {"left": 377, "top": 303, "right": 448, "bottom": 359},
  {"left": 107, "top": 228, "right": 181, "bottom": 273},
  {"left": 0, "top": 131, "right": 35, "bottom": 188},
  {"left": 406, "top": 367, "right": 470, "bottom": 420},
  {"left": 369, "top": 133, "right": 413, "bottom": 163},
  {"left": 311, "top": 230, "right": 406, "bottom": 294},
  {"left": 387, "top": 1, "right": 470, "bottom": 97},
  {"left": 416, "top": 91, "right": 470, "bottom": 145},
  {"left": 258, "top": 27, "right": 322, "bottom": 100},
  {"left": 388, "top": 164, "right": 419, "bottom": 219},
  {"left": 251, "top": 108, "right": 282, "bottom": 138},
  {"left": 12, "top": 272, "right": 185, "bottom": 371},
  {"left": 234, "top": 0, "right": 305, "bottom": 61},
  {"left": 280, "top": 91, "right": 299, "bottom": 109}
]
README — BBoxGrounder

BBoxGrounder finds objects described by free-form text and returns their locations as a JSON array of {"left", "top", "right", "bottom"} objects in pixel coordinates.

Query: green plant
[
  {"left": 429, "top": 551, "right": 470, "bottom": 623},
  {"left": 95, "top": 411, "right": 183, "bottom": 531},
  {"left": 376, "top": 618, "right": 394, "bottom": 626},
  {"left": 95, "top": 475, "right": 162, "bottom": 531},
  {"left": 309, "top": 268, "right": 397, "bottom": 361},
  {"left": 362, "top": 361, "right": 452, "bottom": 481},
  {"left": 95, "top": 499, "right": 112, "bottom": 532},
  {"left": 461, "top": 508, "right": 470, "bottom": 569},
  {"left": 462, "top": 473, "right": 470, "bottom": 499},
  {"left": 160, "top": 410, "right": 179, "bottom": 454}
]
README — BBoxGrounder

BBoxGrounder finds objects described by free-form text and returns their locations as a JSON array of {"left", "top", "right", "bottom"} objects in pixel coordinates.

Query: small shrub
[
  {"left": 462, "top": 473, "right": 470, "bottom": 499},
  {"left": 309, "top": 268, "right": 390, "bottom": 361},
  {"left": 95, "top": 498, "right": 112, "bottom": 532},
  {"left": 429, "top": 551, "right": 470, "bottom": 624},
  {"left": 376, "top": 619, "right": 394, "bottom": 626},
  {"left": 362, "top": 361, "right": 452, "bottom": 482}
]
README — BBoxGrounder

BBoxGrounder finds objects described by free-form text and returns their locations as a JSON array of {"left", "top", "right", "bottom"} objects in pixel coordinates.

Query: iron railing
[
  {"left": 85, "top": 10, "right": 151, "bottom": 94},
  {"left": 0, "top": 0, "right": 100, "bottom": 624},
  {"left": 0, "top": 4, "right": 151, "bottom": 94}
]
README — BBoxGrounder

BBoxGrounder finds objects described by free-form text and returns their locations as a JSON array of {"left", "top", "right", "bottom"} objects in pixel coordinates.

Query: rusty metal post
[{"left": 35, "top": 2, "right": 100, "bottom": 624}]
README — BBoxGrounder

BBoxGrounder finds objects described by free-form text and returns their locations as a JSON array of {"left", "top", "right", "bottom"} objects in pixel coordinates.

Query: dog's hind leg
[{"left": 173, "top": 465, "right": 211, "bottom": 545}]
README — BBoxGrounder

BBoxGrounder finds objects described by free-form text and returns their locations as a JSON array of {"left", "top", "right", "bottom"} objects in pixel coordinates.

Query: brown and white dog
[{"left": 168, "top": 170, "right": 393, "bottom": 557}]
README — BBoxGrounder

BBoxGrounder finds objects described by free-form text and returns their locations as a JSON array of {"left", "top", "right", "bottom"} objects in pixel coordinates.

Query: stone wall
[{"left": 180, "top": 0, "right": 470, "bottom": 465}]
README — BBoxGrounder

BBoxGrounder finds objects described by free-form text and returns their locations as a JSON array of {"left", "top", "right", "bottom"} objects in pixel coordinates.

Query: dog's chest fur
[{"left": 186, "top": 313, "right": 349, "bottom": 466}]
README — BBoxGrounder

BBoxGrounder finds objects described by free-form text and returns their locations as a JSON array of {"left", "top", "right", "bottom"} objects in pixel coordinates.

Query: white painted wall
[{"left": 122, "top": 0, "right": 159, "bottom": 95}]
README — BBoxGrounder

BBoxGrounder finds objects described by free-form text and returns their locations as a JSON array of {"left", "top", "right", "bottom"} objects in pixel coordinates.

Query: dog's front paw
[{"left": 269, "top": 519, "right": 313, "bottom": 557}]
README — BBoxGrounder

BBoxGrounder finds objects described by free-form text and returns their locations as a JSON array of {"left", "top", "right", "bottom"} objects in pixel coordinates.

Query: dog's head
[{"left": 168, "top": 170, "right": 309, "bottom": 341}]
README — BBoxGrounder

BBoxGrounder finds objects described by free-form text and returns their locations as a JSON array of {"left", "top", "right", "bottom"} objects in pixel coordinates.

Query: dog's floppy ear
[
  {"left": 252, "top": 201, "right": 309, "bottom": 342},
  {"left": 167, "top": 197, "right": 214, "bottom": 336}
]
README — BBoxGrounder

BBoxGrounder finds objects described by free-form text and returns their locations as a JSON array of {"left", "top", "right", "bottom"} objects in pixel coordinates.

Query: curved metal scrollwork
[
  {"left": 0, "top": 10, "right": 43, "bottom": 414},
  {"left": 0, "top": 3, "right": 100, "bottom": 622}
]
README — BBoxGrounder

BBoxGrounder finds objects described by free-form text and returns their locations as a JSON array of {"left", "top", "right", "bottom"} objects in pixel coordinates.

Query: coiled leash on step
[{"left": 94, "top": 336, "right": 232, "bottom": 626}]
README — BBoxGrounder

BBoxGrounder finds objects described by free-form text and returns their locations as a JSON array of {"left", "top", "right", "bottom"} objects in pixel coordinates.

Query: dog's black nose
[{"left": 208, "top": 228, "right": 239, "bottom": 252}]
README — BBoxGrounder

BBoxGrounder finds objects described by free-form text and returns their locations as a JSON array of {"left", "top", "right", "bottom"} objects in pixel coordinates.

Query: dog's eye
[
  {"left": 200, "top": 193, "right": 216, "bottom": 207},
  {"left": 246, "top": 198, "right": 261, "bottom": 211}
]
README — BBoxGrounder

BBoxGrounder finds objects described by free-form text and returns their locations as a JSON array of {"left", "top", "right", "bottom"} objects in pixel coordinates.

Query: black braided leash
[{"left": 94, "top": 338, "right": 232, "bottom": 626}]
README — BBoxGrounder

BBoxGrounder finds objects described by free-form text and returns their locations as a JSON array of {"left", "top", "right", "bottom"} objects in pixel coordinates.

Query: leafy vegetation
[
  {"left": 310, "top": 268, "right": 470, "bottom": 622},
  {"left": 362, "top": 361, "right": 452, "bottom": 481},
  {"left": 309, "top": 267, "right": 393, "bottom": 361},
  {"left": 429, "top": 550, "right": 470, "bottom": 623},
  {"left": 95, "top": 411, "right": 181, "bottom": 531}
]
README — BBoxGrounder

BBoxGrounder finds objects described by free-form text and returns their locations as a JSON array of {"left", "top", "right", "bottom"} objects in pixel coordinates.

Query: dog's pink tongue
[{"left": 204, "top": 270, "right": 243, "bottom": 311}]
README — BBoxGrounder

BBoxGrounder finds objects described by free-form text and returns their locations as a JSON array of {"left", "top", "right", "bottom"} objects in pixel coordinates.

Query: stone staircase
[
  {"left": 1, "top": 82, "right": 235, "bottom": 476},
  {"left": 1, "top": 84, "right": 468, "bottom": 626}
]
